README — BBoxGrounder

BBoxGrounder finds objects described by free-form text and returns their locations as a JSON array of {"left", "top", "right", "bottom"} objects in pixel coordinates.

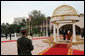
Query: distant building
[{"left": 13, "top": 17, "right": 27, "bottom": 25}]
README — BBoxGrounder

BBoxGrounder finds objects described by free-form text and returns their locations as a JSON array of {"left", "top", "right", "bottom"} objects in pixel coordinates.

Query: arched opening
[{"left": 59, "top": 24, "right": 81, "bottom": 35}]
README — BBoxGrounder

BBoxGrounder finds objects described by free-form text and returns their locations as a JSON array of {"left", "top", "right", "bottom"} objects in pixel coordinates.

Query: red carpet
[
  {"left": 43, "top": 48, "right": 68, "bottom": 55},
  {"left": 43, "top": 44, "right": 68, "bottom": 55},
  {"left": 73, "top": 49, "right": 84, "bottom": 55},
  {"left": 42, "top": 44, "right": 84, "bottom": 55},
  {"left": 52, "top": 44, "right": 68, "bottom": 48}
]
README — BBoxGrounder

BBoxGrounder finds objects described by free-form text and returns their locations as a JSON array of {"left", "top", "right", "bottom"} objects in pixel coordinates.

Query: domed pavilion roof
[
  {"left": 52, "top": 5, "right": 78, "bottom": 17},
  {"left": 51, "top": 5, "right": 79, "bottom": 24}
]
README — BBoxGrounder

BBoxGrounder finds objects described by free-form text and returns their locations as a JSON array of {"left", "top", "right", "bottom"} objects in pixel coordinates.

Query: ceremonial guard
[{"left": 17, "top": 28, "right": 34, "bottom": 55}]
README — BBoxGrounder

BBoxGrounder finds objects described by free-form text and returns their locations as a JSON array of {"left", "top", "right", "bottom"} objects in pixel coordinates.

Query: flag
[{"left": 29, "top": 15, "right": 31, "bottom": 21}]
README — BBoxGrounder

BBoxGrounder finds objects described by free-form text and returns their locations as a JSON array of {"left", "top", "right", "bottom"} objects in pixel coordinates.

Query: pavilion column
[
  {"left": 53, "top": 24, "right": 57, "bottom": 42},
  {"left": 57, "top": 23, "right": 59, "bottom": 41},
  {"left": 72, "top": 21, "right": 76, "bottom": 42}
]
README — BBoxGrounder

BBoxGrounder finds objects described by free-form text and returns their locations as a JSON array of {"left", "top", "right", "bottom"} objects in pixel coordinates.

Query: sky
[{"left": 1, "top": 1, "right": 84, "bottom": 24}]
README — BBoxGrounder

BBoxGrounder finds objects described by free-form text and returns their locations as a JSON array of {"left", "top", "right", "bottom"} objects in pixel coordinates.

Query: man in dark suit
[
  {"left": 17, "top": 29, "right": 34, "bottom": 55},
  {"left": 9, "top": 33, "right": 11, "bottom": 40},
  {"left": 5, "top": 33, "right": 8, "bottom": 39},
  {"left": 62, "top": 29, "right": 67, "bottom": 40},
  {"left": 48, "top": 30, "right": 51, "bottom": 37}
]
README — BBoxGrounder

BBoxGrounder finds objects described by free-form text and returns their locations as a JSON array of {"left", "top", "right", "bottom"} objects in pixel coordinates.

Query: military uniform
[{"left": 17, "top": 28, "right": 34, "bottom": 55}]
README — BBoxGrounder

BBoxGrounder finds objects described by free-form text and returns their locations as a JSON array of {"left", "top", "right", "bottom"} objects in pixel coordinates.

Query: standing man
[
  {"left": 9, "top": 33, "right": 11, "bottom": 40},
  {"left": 5, "top": 33, "right": 8, "bottom": 39},
  {"left": 62, "top": 29, "right": 67, "bottom": 40},
  {"left": 17, "top": 28, "right": 34, "bottom": 55},
  {"left": 48, "top": 30, "right": 50, "bottom": 37}
]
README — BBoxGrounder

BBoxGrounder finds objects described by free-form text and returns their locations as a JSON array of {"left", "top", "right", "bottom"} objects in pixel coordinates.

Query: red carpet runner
[
  {"left": 42, "top": 44, "right": 84, "bottom": 55},
  {"left": 43, "top": 48, "right": 68, "bottom": 55},
  {"left": 43, "top": 44, "right": 68, "bottom": 55},
  {"left": 52, "top": 44, "right": 68, "bottom": 48}
]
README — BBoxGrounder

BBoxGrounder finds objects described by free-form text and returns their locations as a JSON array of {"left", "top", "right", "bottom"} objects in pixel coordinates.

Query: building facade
[{"left": 13, "top": 17, "right": 27, "bottom": 25}]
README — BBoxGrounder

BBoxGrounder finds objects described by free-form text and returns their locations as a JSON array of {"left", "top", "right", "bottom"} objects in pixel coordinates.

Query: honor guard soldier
[{"left": 17, "top": 28, "right": 34, "bottom": 55}]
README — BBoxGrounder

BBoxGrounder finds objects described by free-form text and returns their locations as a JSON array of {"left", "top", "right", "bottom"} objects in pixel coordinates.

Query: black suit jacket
[{"left": 62, "top": 29, "right": 67, "bottom": 35}]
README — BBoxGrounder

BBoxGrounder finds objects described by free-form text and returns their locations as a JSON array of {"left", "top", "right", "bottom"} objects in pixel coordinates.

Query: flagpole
[
  {"left": 26, "top": 20, "right": 28, "bottom": 31},
  {"left": 28, "top": 13, "right": 30, "bottom": 35},
  {"left": 30, "top": 21, "right": 31, "bottom": 34},
  {"left": 29, "top": 14, "right": 31, "bottom": 35},
  {"left": 46, "top": 17, "right": 48, "bottom": 37},
  {"left": 31, "top": 21, "right": 32, "bottom": 33},
  {"left": 29, "top": 20, "right": 30, "bottom": 35},
  {"left": 43, "top": 20, "right": 44, "bottom": 36}
]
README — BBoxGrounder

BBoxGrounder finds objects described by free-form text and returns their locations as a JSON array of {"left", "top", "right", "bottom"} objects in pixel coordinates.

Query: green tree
[
  {"left": 19, "top": 19, "right": 26, "bottom": 28},
  {"left": 1, "top": 24, "right": 7, "bottom": 34},
  {"left": 8, "top": 24, "right": 15, "bottom": 34},
  {"left": 1, "top": 23, "right": 9, "bottom": 34},
  {"left": 1, "top": 23, "right": 21, "bottom": 35},
  {"left": 31, "top": 10, "right": 46, "bottom": 27},
  {"left": 30, "top": 10, "right": 46, "bottom": 34},
  {"left": 22, "top": 19, "right": 26, "bottom": 26},
  {"left": 11, "top": 24, "right": 21, "bottom": 33}
]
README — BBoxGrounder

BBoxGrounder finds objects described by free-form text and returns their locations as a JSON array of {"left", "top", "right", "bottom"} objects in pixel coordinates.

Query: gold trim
[
  {"left": 51, "top": 20, "right": 79, "bottom": 24},
  {"left": 51, "top": 14, "right": 79, "bottom": 18}
]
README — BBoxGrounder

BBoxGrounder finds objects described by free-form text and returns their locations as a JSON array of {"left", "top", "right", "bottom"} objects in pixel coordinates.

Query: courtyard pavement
[
  {"left": 1, "top": 37, "right": 49, "bottom": 55},
  {"left": 1, "top": 36, "right": 84, "bottom": 55}
]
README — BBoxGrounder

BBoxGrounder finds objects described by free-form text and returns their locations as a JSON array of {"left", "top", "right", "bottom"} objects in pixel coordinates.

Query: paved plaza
[
  {"left": 1, "top": 36, "right": 84, "bottom": 55},
  {"left": 1, "top": 37, "right": 49, "bottom": 55}
]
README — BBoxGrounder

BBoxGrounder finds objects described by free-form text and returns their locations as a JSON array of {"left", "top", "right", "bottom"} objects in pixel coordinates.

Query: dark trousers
[{"left": 63, "top": 35, "right": 66, "bottom": 40}]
